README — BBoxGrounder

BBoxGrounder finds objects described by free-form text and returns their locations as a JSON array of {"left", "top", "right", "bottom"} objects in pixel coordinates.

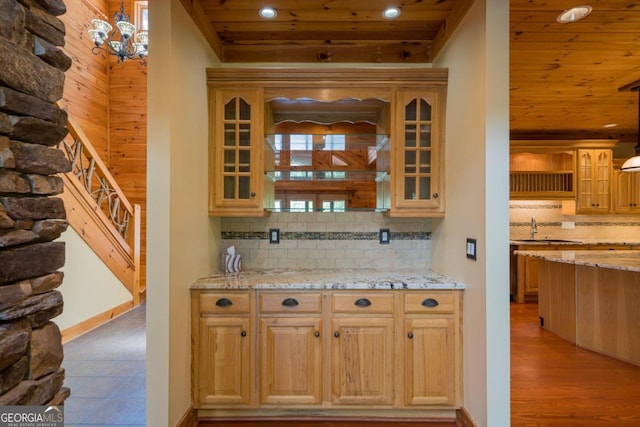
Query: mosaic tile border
[{"left": 221, "top": 231, "right": 431, "bottom": 241}]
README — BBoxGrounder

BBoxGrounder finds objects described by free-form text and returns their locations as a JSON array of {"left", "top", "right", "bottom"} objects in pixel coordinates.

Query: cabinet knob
[
  {"left": 433, "top": 193, "right": 439, "bottom": 199},
  {"left": 241, "top": 330, "right": 247, "bottom": 337},
  {"left": 315, "top": 331, "right": 320, "bottom": 338},
  {"left": 215, "top": 298, "right": 233, "bottom": 307},
  {"left": 354, "top": 298, "right": 372, "bottom": 307},
  {"left": 250, "top": 192, "right": 256, "bottom": 198},
  {"left": 421, "top": 298, "right": 439, "bottom": 308},
  {"left": 282, "top": 298, "right": 299, "bottom": 307},
  {"left": 408, "top": 332, "right": 414, "bottom": 339},
  {"left": 334, "top": 331, "right": 340, "bottom": 338}
]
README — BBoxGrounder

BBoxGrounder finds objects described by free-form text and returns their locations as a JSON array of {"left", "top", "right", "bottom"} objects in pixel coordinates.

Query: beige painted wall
[
  {"left": 56, "top": 228, "right": 132, "bottom": 331},
  {"left": 146, "top": 0, "right": 221, "bottom": 425},
  {"left": 432, "top": 0, "right": 510, "bottom": 425}
]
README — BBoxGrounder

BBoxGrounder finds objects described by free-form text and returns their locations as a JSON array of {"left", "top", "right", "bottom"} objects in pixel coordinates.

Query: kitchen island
[
  {"left": 509, "top": 239, "right": 640, "bottom": 303},
  {"left": 190, "top": 269, "right": 464, "bottom": 420},
  {"left": 515, "top": 250, "right": 640, "bottom": 367}
]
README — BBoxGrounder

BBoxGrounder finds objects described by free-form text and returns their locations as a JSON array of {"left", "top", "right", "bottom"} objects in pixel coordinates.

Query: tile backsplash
[
  {"left": 221, "top": 212, "right": 432, "bottom": 270},
  {"left": 510, "top": 200, "right": 640, "bottom": 241}
]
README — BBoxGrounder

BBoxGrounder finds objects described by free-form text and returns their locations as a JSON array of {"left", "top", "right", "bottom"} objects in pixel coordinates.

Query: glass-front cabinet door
[
  {"left": 576, "top": 149, "right": 611, "bottom": 214},
  {"left": 392, "top": 89, "right": 444, "bottom": 216},
  {"left": 209, "top": 88, "right": 265, "bottom": 216}
]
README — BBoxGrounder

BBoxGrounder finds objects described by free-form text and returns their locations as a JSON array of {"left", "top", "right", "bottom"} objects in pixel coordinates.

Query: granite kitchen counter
[
  {"left": 510, "top": 239, "right": 640, "bottom": 246},
  {"left": 514, "top": 250, "right": 640, "bottom": 273},
  {"left": 190, "top": 268, "right": 465, "bottom": 290}
]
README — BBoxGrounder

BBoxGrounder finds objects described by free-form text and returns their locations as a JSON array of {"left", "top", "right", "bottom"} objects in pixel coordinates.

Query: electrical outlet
[
  {"left": 379, "top": 229, "right": 390, "bottom": 244},
  {"left": 269, "top": 228, "right": 280, "bottom": 244},
  {"left": 561, "top": 221, "right": 575, "bottom": 230}
]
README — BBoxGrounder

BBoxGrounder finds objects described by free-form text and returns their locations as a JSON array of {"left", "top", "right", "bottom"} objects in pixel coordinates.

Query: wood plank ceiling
[{"left": 180, "top": 0, "right": 640, "bottom": 145}]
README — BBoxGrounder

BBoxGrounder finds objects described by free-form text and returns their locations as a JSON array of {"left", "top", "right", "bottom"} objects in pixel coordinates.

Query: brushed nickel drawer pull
[
  {"left": 421, "top": 298, "right": 439, "bottom": 308},
  {"left": 354, "top": 298, "right": 372, "bottom": 307},
  {"left": 215, "top": 298, "right": 233, "bottom": 307},
  {"left": 282, "top": 298, "right": 299, "bottom": 307}
]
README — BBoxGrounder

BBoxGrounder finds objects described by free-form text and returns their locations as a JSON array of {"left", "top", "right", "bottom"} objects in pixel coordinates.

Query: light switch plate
[
  {"left": 561, "top": 221, "right": 575, "bottom": 230},
  {"left": 466, "top": 238, "right": 477, "bottom": 260}
]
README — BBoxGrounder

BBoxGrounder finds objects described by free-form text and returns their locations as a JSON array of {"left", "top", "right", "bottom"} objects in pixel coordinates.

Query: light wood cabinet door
[
  {"left": 259, "top": 317, "right": 322, "bottom": 405},
  {"left": 390, "top": 89, "right": 445, "bottom": 217},
  {"left": 209, "top": 87, "right": 265, "bottom": 216},
  {"left": 403, "top": 318, "right": 456, "bottom": 406},
  {"left": 576, "top": 149, "right": 612, "bottom": 213},
  {"left": 197, "top": 316, "right": 251, "bottom": 406},
  {"left": 612, "top": 167, "right": 640, "bottom": 213},
  {"left": 331, "top": 317, "right": 394, "bottom": 405}
]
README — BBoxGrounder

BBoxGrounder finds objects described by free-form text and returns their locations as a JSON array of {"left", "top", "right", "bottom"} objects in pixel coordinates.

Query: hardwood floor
[
  {"left": 511, "top": 302, "right": 640, "bottom": 426},
  {"left": 198, "top": 302, "right": 640, "bottom": 426},
  {"left": 200, "top": 421, "right": 458, "bottom": 427}
]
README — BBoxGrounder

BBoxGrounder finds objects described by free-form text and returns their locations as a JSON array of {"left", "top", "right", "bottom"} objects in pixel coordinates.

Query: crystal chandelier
[{"left": 88, "top": 0, "right": 148, "bottom": 64}]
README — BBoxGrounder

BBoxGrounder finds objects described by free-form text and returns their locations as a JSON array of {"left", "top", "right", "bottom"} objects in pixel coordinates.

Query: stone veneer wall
[
  {"left": 0, "top": 0, "right": 72, "bottom": 406},
  {"left": 221, "top": 212, "right": 432, "bottom": 270}
]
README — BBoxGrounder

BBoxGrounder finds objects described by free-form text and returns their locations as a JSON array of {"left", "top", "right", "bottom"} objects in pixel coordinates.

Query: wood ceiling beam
[
  {"left": 179, "top": 0, "right": 225, "bottom": 61},
  {"left": 221, "top": 43, "right": 432, "bottom": 63},
  {"left": 430, "top": 0, "right": 475, "bottom": 60}
]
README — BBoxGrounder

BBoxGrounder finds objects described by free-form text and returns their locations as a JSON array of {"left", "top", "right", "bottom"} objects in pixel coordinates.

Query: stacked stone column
[{"left": 0, "top": 0, "right": 71, "bottom": 405}]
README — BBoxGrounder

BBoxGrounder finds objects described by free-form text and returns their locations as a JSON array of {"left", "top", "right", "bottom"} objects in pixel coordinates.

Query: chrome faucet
[{"left": 530, "top": 216, "right": 538, "bottom": 240}]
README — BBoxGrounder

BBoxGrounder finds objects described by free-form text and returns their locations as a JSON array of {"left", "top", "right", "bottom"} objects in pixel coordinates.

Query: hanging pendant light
[
  {"left": 88, "top": 0, "right": 148, "bottom": 65},
  {"left": 621, "top": 87, "right": 640, "bottom": 172}
]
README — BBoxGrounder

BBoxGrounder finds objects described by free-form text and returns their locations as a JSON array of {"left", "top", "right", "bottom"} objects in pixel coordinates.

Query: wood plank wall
[
  {"left": 60, "top": 0, "right": 148, "bottom": 295},
  {"left": 59, "top": 0, "right": 110, "bottom": 159},
  {"left": 108, "top": 0, "right": 147, "bottom": 295}
]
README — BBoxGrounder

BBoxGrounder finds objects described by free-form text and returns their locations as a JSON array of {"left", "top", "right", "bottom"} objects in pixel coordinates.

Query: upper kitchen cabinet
[
  {"left": 207, "top": 68, "right": 447, "bottom": 217},
  {"left": 208, "top": 87, "right": 266, "bottom": 216},
  {"left": 612, "top": 159, "right": 640, "bottom": 213},
  {"left": 576, "top": 148, "right": 612, "bottom": 214},
  {"left": 391, "top": 89, "right": 445, "bottom": 217},
  {"left": 509, "top": 141, "right": 576, "bottom": 200}
]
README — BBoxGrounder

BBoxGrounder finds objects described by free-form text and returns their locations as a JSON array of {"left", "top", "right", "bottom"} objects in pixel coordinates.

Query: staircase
[{"left": 58, "top": 116, "right": 142, "bottom": 305}]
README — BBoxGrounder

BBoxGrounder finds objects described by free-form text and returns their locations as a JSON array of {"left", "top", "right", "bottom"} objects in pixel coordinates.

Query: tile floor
[{"left": 62, "top": 304, "right": 146, "bottom": 426}]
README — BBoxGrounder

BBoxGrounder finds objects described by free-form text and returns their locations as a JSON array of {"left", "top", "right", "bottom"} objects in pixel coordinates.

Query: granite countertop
[
  {"left": 190, "top": 268, "right": 466, "bottom": 290},
  {"left": 510, "top": 239, "right": 640, "bottom": 246},
  {"left": 513, "top": 250, "right": 640, "bottom": 273}
]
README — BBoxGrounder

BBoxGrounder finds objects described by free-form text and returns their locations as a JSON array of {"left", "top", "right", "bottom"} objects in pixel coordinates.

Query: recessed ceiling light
[
  {"left": 382, "top": 7, "right": 401, "bottom": 19},
  {"left": 557, "top": 5, "right": 592, "bottom": 23},
  {"left": 603, "top": 123, "right": 618, "bottom": 128},
  {"left": 259, "top": 7, "right": 277, "bottom": 19}
]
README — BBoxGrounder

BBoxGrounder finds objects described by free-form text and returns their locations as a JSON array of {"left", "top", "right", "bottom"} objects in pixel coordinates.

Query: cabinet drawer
[
  {"left": 404, "top": 292, "right": 455, "bottom": 314},
  {"left": 259, "top": 292, "right": 322, "bottom": 313},
  {"left": 331, "top": 292, "right": 394, "bottom": 314},
  {"left": 200, "top": 292, "right": 251, "bottom": 314}
]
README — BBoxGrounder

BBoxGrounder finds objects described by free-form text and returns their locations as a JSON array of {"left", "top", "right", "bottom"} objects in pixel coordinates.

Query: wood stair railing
[{"left": 58, "top": 116, "right": 142, "bottom": 305}]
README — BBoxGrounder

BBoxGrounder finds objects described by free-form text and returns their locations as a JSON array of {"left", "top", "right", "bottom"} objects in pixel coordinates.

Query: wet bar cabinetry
[
  {"left": 209, "top": 89, "right": 265, "bottom": 216},
  {"left": 207, "top": 69, "right": 447, "bottom": 217},
  {"left": 190, "top": 270, "right": 464, "bottom": 419}
]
